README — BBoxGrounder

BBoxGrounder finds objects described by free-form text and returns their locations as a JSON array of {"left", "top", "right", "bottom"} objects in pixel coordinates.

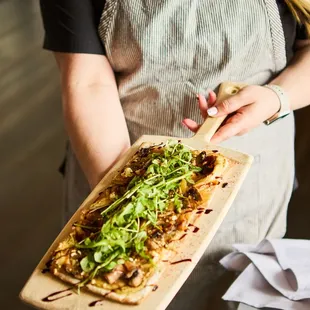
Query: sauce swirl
[
  {"left": 189, "top": 224, "right": 200, "bottom": 233},
  {"left": 42, "top": 288, "right": 72, "bottom": 302},
  {"left": 152, "top": 285, "right": 159, "bottom": 291},
  {"left": 178, "top": 233, "right": 187, "bottom": 240},
  {"left": 222, "top": 182, "right": 228, "bottom": 188},
  {"left": 205, "top": 209, "right": 213, "bottom": 214},
  {"left": 89, "top": 299, "right": 105, "bottom": 307},
  {"left": 170, "top": 259, "right": 192, "bottom": 265},
  {"left": 89, "top": 292, "right": 110, "bottom": 307}
]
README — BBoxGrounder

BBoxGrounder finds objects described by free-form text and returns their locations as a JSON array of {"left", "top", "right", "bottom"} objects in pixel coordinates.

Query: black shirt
[{"left": 40, "top": 0, "right": 307, "bottom": 58}]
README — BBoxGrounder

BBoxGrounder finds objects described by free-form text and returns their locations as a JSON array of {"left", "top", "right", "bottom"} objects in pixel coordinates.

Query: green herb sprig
[{"left": 76, "top": 140, "right": 201, "bottom": 286}]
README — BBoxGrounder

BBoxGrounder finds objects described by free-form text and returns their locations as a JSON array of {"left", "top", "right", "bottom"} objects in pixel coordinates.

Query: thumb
[{"left": 206, "top": 88, "right": 253, "bottom": 117}]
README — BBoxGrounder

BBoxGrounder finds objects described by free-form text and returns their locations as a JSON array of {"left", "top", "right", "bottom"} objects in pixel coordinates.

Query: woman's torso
[
  {"left": 92, "top": 0, "right": 298, "bottom": 59},
  {"left": 98, "top": 0, "right": 290, "bottom": 147}
]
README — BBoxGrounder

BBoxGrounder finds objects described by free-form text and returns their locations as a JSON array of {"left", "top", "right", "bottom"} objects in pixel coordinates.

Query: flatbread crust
[
  {"left": 52, "top": 249, "right": 173, "bottom": 305},
  {"left": 49, "top": 142, "right": 229, "bottom": 305}
]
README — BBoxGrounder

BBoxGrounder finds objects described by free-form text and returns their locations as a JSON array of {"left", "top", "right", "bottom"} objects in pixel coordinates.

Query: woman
[{"left": 40, "top": 0, "right": 310, "bottom": 309}]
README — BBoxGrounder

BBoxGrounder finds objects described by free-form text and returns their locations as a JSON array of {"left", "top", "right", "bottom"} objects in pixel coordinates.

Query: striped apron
[{"left": 64, "top": 1, "right": 295, "bottom": 308}]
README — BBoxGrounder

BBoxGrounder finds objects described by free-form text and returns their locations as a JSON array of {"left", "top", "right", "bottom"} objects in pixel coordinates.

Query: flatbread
[{"left": 47, "top": 140, "right": 229, "bottom": 305}]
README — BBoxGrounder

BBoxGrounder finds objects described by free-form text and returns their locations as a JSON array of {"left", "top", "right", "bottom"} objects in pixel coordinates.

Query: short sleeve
[{"left": 39, "top": 0, "right": 105, "bottom": 55}]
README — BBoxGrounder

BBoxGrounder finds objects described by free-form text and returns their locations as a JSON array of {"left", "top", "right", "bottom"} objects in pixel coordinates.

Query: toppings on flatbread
[{"left": 48, "top": 140, "right": 228, "bottom": 304}]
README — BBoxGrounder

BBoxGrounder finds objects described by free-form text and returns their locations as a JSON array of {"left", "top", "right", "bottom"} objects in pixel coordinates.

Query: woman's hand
[{"left": 182, "top": 85, "right": 281, "bottom": 144}]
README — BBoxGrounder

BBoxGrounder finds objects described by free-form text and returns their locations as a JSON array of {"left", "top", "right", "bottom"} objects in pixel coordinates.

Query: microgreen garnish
[{"left": 76, "top": 140, "right": 202, "bottom": 287}]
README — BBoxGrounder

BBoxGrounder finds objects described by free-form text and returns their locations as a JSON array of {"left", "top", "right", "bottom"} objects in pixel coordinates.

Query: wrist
[{"left": 263, "top": 84, "right": 291, "bottom": 125}]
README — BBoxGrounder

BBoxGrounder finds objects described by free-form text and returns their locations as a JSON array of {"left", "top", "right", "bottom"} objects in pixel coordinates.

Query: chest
[{"left": 100, "top": 0, "right": 286, "bottom": 76}]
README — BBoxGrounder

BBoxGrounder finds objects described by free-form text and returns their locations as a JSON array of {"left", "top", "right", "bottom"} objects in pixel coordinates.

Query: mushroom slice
[
  {"left": 128, "top": 269, "right": 144, "bottom": 287},
  {"left": 103, "top": 265, "right": 125, "bottom": 284}
]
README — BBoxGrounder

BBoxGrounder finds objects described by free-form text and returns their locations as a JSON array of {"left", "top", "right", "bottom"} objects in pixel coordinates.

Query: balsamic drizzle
[
  {"left": 222, "top": 182, "right": 228, "bottom": 188},
  {"left": 170, "top": 259, "right": 192, "bottom": 265},
  {"left": 89, "top": 300, "right": 105, "bottom": 307},
  {"left": 41, "top": 288, "right": 73, "bottom": 302},
  {"left": 193, "top": 227, "right": 199, "bottom": 233},
  {"left": 152, "top": 285, "right": 159, "bottom": 291},
  {"left": 88, "top": 292, "right": 111, "bottom": 307},
  {"left": 188, "top": 224, "right": 200, "bottom": 233},
  {"left": 178, "top": 233, "right": 187, "bottom": 240}
]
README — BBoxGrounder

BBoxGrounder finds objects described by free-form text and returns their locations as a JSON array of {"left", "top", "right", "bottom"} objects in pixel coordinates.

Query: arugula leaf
[
  {"left": 134, "top": 200, "right": 145, "bottom": 215},
  {"left": 105, "top": 261, "right": 118, "bottom": 271},
  {"left": 84, "top": 238, "right": 92, "bottom": 246},
  {"left": 114, "top": 203, "right": 134, "bottom": 226},
  {"left": 80, "top": 255, "right": 95, "bottom": 272},
  {"left": 94, "top": 251, "right": 105, "bottom": 263}
]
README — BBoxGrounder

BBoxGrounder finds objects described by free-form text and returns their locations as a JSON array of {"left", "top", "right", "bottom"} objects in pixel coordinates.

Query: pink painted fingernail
[{"left": 207, "top": 107, "right": 218, "bottom": 116}]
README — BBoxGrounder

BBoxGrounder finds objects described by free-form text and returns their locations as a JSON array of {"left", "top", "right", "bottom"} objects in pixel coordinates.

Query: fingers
[
  {"left": 207, "top": 86, "right": 255, "bottom": 118},
  {"left": 183, "top": 90, "right": 217, "bottom": 132},
  {"left": 197, "top": 90, "right": 217, "bottom": 119},
  {"left": 184, "top": 85, "right": 275, "bottom": 143},
  {"left": 197, "top": 94, "right": 208, "bottom": 119},
  {"left": 182, "top": 118, "right": 200, "bottom": 133},
  {"left": 210, "top": 105, "right": 257, "bottom": 144},
  {"left": 208, "top": 89, "right": 217, "bottom": 105},
  {"left": 210, "top": 113, "right": 244, "bottom": 144}
]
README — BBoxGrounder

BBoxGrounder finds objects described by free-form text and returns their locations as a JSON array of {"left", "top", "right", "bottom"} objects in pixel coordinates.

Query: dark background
[{"left": 0, "top": 1, "right": 309, "bottom": 309}]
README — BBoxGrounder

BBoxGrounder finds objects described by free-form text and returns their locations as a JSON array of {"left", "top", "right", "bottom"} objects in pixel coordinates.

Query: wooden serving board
[{"left": 20, "top": 82, "right": 253, "bottom": 310}]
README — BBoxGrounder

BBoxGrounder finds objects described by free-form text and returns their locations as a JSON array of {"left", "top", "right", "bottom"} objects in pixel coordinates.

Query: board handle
[{"left": 193, "top": 82, "right": 247, "bottom": 143}]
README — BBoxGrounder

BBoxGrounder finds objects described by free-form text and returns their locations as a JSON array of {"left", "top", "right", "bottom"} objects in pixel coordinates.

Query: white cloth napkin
[{"left": 220, "top": 239, "right": 310, "bottom": 310}]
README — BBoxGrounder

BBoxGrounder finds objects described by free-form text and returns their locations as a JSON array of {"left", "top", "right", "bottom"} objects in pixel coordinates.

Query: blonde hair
[{"left": 285, "top": 0, "right": 310, "bottom": 37}]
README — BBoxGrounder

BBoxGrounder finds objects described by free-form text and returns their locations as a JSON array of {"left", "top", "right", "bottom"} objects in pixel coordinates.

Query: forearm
[
  {"left": 271, "top": 40, "right": 310, "bottom": 111},
  {"left": 63, "top": 85, "right": 130, "bottom": 189},
  {"left": 57, "top": 53, "right": 130, "bottom": 189}
]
